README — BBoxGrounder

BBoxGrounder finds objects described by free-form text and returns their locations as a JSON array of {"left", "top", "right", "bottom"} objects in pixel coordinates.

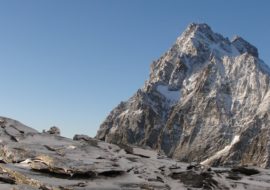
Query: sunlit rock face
[{"left": 96, "top": 23, "right": 270, "bottom": 168}]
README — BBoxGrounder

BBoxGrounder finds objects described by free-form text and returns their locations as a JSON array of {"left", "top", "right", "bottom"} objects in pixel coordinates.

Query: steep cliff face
[{"left": 96, "top": 23, "right": 270, "bottom": 168}]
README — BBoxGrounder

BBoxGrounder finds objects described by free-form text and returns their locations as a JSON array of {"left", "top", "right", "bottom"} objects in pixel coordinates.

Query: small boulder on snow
[{"left": 45, "top": 126, "right": 61, "bottom": 136}]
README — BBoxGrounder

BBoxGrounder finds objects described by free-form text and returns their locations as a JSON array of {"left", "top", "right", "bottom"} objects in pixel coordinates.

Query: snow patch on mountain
[
  {"left": 200, "top": 135, "right": 240, "bottom": 166},
  {"left": 156, "top": 85, "right": 181, "bottom": 104}
]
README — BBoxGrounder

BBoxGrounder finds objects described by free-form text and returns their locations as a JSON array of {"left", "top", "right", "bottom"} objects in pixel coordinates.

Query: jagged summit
[
  {"left": 175, "top": 23, "right": 258, "bottom": 59},
  {"left": 231, "top": 35, "right": 259, "bottom": 57},
  {"left": 181, "top": 23, "right": 214, "bottom": 37},
  {"left": 96, "top": 23, "right": 270, "bottom": 168}
]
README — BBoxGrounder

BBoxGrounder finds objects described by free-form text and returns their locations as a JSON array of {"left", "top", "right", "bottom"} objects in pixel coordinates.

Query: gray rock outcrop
[
  {"left": 0, "top": 116, "right": 270, "bottom": 190},
  {"left": 45, "top": 126, "right": 61, "bottom": 135}
]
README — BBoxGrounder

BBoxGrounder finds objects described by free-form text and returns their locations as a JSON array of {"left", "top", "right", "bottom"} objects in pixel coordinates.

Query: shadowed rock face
[
  {"left": 96, "top": 23, "right": 270, "bottom": 168},
  {"left": 0, "top": 116, "right": 270, "bottom": 190}
]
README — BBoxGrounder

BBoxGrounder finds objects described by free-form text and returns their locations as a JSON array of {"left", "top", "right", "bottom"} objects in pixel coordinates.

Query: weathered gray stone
[{"left": 0, "top": 117, "right": 269, "bottom": 189}]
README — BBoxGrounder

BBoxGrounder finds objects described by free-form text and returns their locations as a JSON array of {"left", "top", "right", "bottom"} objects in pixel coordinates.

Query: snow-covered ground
[{"left": 0, "top": 117, "right": 270, "bottom": 190}]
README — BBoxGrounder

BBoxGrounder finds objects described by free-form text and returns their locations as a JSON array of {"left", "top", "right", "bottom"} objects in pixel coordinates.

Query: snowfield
[{"left": 0, "top": 116, "right": 270, "bottom": 189}]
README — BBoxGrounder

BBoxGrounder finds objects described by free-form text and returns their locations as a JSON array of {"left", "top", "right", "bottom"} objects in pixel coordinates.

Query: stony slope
[
  {"left": 1, "top": 116, "right": 270, "bottom": 190},
  {"left": 96, "top": 23, "right": 270, "bottom": 168}
]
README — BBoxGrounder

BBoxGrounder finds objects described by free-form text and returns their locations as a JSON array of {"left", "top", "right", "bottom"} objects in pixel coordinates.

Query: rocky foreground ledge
[{"left": 0, "top": 117, "right": 269, "bottom": 190}]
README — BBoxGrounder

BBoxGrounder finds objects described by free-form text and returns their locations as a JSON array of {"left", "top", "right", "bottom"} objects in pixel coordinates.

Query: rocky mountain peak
[
  {"left": 178, "top": 23, "right": 216, "bottom": 42},
  {"left": 175, "top": 23, "right": 234, "bottom": 57},
  {"left": 180, "top": 23, "right": 214, "bottom": 38},
  {"left": 231, "top": 35, "right": 259, "bottom": 57},
  {"left": 96, "top": 23, "right": 270, "bottom": 168},
  {"left": 176, "top": 23, "right": 260, "bottom": 60}
]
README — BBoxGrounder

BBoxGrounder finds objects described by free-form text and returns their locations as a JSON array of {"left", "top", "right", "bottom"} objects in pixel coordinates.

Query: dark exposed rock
[
  {"left": 73, "top": 134, "right": 98, "bottom": 147},
  {"left": 98, "top": 170, "right": 124, "bottom": 177},
  {"left": 73, "top": 134, "right": 92, "bottom": 141},
  {"left": 226, "top": 172, "right": 242, "bottom": 180},
  {"left": 0, "top": 173, "right": 16, "bottom": 184},
  {"left": 116, "top": 143, "right": 134, "bottom": 154},
  {"left": 45, "top": 126, "right": 60, "bottom": 136},
  {"left": 170, "top": 171, "right": 220, "bottom": 189},
  {"left": 231, "top": 166, "right": 260, "bottom": 176}
]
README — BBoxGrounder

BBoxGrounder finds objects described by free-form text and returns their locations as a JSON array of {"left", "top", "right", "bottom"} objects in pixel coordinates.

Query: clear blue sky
[{"left": 0, "top": 0, "right": 269, "bottom": 138}]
